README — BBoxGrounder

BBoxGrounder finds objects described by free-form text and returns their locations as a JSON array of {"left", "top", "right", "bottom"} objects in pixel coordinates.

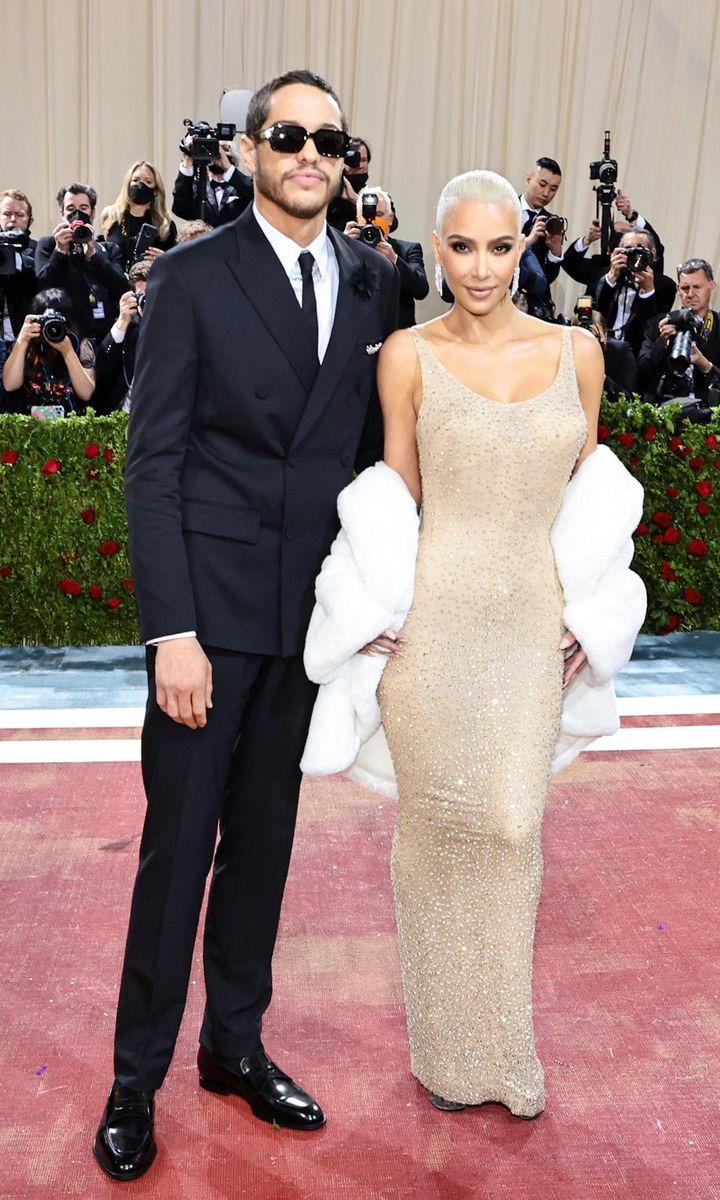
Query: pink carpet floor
[{"left": 1, "top": 740, "right": 719, "bottom": 1199}]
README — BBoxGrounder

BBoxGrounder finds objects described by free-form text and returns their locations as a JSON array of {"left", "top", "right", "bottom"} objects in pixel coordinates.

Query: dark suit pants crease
[{"left": 113, "top": 645, "right": 318, "bottom": 1091}]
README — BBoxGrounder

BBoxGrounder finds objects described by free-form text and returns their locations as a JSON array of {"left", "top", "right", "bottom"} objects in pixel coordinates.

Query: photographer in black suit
[
  {"left": 518, "top": 157, "right": 565, "bottom": 319},
  {"left": 172, "top": 137, "right": 253, "bottom": 227},
  {"left": 562, "top": 188, "right": 666, "bottom": 293},
  {"left": 594, "top": 227, "right": 676, "bottom": 358},
  {"left": 94, "top": 261, "right": 151, "bottom": 412},
  {"left": 638, "top": 258, "right": 720, "bottom": 403},
  {"left": 35, "top": 184, "right": 127, "bottom": 344},
  {"left": 344, "top": 186, "right": 429, "bottom": 327},
  {"left": 0, "top": 189, "right": 38, "bottom": 340},
  {"left": 93, "top": 69, "right": 399, "bottom": 1183}
]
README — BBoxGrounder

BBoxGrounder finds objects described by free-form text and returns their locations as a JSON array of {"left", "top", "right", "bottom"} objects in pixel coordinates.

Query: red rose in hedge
[
  {"left": 696, "top": 480, "right": 713, "bottom": 497},
  {"left": 716, "top": 459, "right": 720, "bottom": 470},
  {"left": 104, "top": 448, "right": 114, "bottom": 464},
  {"left": 687, "top": 538, "right": 708, "bottom": 557},
  {"left": 666, "top": 486, "right": 679, "bottom": 499},
  {"left": 652, "top": 511, "right": 672, "bottom": 528},
  {"left": 660, "top": 561, "right": 677, "bottom": 582},
  {"left": 707, "top": 435, "right": 718, "bottom": 450},
  {"left": 669, "top": 437, "right": 683, "bottom": 453},
  {"left": 597, "top": 424, "right": 610, "bottom": 442},
  {"left": 81, "top": 506, "right": 96, "bottom": 525},
  {"left": 617, "top": 433, "right": 635, "bottom": 448},
  {"left": 0, "top": 566, "right": 13, "bottom": 577},
  {"left": 644, "top": 426, "right": 657, "bottom": 441},
  {"left": 121, "top": 578, "right": 135, "bottom": 594},
  {"left": 98, "top": 540, "right": 120, "bottom": 557},
  {"left": 60, "top": 578, "right": 82, "bottom": 597},
  {"left": 629, "top": 455, "right": 639, "bottom": 467},
  {"left": 84, "top": 443, "right": 100, "bottom": 459},
  {"left": 86, "top": 468, "right": 100, "bottom": 481},
  {"left": 663, "top": 528, "right": 681, "bottom": 544},
  {"left": 107, "top": 596, "right": 122, "bottom": 610},
  {"left": 689, "top": 456, "right": 704, "bottom": 470},
  {"left": 1, "top": 449, "right": 19, "bottom": 465},
  {"left": 88, "top": 584, "right": 103, "bottom": 601},
  {"left": 634, "top": 522, "right": 649, "bottom": 536},
  {"left": 698, "top": 501, "right": 710, "bottom": 515},
  {"left": 658, "top": 614, "right": 681, "bottom": 634},
  {"left": 42, "top": 458, "right": 61, "bottom": 476},
  {"left": 652, "top": 534, "right": 664, "bottom": 544},
  {"left": 683, "top": 587, "right": 701, "bottom": 605}
]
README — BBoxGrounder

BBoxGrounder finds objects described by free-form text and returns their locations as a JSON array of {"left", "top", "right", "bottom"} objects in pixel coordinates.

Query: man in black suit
[
  {"left": 594, "top": 227, "right": 676, "bottom": 358},
  {"left": 94, "top": 261, "right": 150, "bottom": 412},
  {"left": 638, "top": 258, "right": 720, "bottom": 403},
  {"left": 0, "top": 189, "right": 37, "bottom": 340},
  {"left": 93, "top": 69, "right": 399, "bottom": 1183},
  {"left": 35, "top": 183, "right": 127, "bottom": 343},
  {"left": 172, "top": 138, "right": 253, "bottom": 228},
  {"left": 344, "top": 186, "right": 429, "bottom": 327},
  {"left": 562, "top": 188, "right": 666, "bottom": 293},
  {"left": 518, "top": 156, "right": 565, "bottom": 319}
]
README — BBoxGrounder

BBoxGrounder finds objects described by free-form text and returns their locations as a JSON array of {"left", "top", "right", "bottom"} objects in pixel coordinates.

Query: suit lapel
[
  {"left": 226, "top": 208, "right": 319, "bottom": 393},
  {"left": 289, "top": 228, "right": 369, "bottom": 452}
]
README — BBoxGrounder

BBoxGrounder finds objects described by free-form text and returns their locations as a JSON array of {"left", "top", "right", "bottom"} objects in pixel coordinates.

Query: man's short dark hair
[
  {"left": 677, "top": 258, "right": 714, "bottom": 282},
  {"left": 245, "top": 69, "right": 348, "bottom": 137},
  {"left": 57, "top": 182, "right": 98, "bottom": 211},
  {"left": 128, "top": 260, "right": 152, "bottom": 289},
  {"left": 535, "top": 157, "right": 562, "bottom": 177},
  {"left": 621, "top": 225, "right": 658, "bottom": 257}
]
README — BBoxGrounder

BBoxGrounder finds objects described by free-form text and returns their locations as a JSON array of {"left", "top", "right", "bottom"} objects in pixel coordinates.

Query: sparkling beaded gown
[{"left": 378, "top": 325, "right": 587, "bottom": 1116}]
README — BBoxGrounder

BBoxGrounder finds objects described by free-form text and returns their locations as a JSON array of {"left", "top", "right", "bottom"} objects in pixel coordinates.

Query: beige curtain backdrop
[{"left": 3, "top": 0, "right": 719, "bottom": 318}]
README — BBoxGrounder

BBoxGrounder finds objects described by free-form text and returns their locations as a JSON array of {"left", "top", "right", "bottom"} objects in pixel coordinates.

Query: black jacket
[
  {"left": 388, "top": 237, "right": 429, "bottom": 328},
  {"left": 35, "top": 237, "right": 127, "bottom": 340},
  {"left": 171, "top": 168, "right": 253, "bottom": 227},
  {"left": 125, "top": 209, "right": 400, "bottom": 655},
  {"left": 0, "top": 236, "right": 37, "bottom": 337},
  {"left": 104, "top": 217, "right": 177, "bottom": 272},
  {"left": 594, "top": 271, "right": 676, "bottom": 357},
  {"left": 638, "top": 310, "right": 720, "bottom": 403},
  {"left": 95, "top": 320, "right": 140, "bottom": 412},
  {"left": 520, "top": 205, "right": 561, "bottom": 287},
  {"left": 562, "top": 219, "right": 666, "bottom": 292}
]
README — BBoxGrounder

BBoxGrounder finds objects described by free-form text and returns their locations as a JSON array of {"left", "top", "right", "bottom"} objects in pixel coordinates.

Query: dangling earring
[
  {"left": 511, "top": 264, "right": 520, "bottom": 295},
  {"left": 435, "top": 262, "right": 444, "bottom": 297}
]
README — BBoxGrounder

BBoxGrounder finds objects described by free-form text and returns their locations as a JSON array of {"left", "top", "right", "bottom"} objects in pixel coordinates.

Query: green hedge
[{"left": 0, "top": 401, "right": 718, "bottom": 645}]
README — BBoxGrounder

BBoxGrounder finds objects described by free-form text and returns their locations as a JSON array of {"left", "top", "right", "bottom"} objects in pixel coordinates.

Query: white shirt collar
[
  {"left": 252, "top": 202, "right": 331, "bottom": 279},
  {"left": 520, "top": 194, "right": 538, "bottom": 215}
]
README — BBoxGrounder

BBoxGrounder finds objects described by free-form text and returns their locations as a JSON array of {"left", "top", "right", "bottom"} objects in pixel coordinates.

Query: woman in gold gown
[{"left": 371, "top": 171, "right": 604, "bottom": 1118}]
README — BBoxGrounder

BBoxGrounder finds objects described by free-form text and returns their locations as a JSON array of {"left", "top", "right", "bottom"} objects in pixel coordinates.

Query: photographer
[
  {"left": 172, "top": 136, "right": 252, "bottom": 227},
  {"left": 594, "top": 227, "right": 676, "bottom": 357},
  {"left": 1, "top": 286, "right": 95, "bottom": 414},
  {"left": 572, "top": 302, "right": 637, "bottom": 398},
  {"left": 95, "top": 261, "right": 151, "bottom": 413},
  {"left": 328, "top": 136, "right": 372, "bottom": 232},
  {"left": 518, "top": 157, "right": 565, "bottom": 319},
  {"left": 100, "top": 161, "right": 177, "bottom": 271},
  {"left": 0, "top": 189, "right": 38, "bottom": 340},
  {"left": 562, "top": 189, "right": 666, "bottom": 292},
  {"left": 35, "top": 184, "right": 127, "bottom": 344},
  {"left": 345, "top": 186, "right": 428, "bottom": 327},
  {"left": 638, "top": 259, "right": 719, "bottom": 404}
]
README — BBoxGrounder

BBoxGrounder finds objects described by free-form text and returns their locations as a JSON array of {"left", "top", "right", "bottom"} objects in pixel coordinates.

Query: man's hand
[
  {"left": 607, "top": 246, "right": 628, "bottom": 285},
  {"left": 657, "top": 316, "right": 675, "bottom": 345},
  {"left": 374, "top": 233, "right": 398, "bottom": 264},
  {"left": 582, "top": 219, "right": 601, "bottom": 248},
  {"left": 343, "top": 220, "right": 361, "bottom": 239},
  {"left": 83, "top": 226, "right": 98, "bottom": 258},
  {"left": 616, "top": 189, "right": 634, "bottom": 219},
  {"left": 634, "top": 265, "right": 655, "bottom": 294},
  {"left": 525, "top": 216, "right": 547, "bottom": 247},
  {"left": 545, "top": 229, "right": 564, "bottom": 257},
  {"left": 690, "top": 342, "right": 713, "bottom": 374},
  {"left": 154, "top": 637, "right": 213, "bottom": 729},
  {"left": 117, "top": 290, "right": 138, "bottom": 332},
  {"left": 53, "top": 220, "right": 74, "bottom": 254}
]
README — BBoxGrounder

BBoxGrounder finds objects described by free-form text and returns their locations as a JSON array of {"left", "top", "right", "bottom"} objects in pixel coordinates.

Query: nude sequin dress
[{"left": 379, "top": 325, "right": 587, "bottom": 1116}]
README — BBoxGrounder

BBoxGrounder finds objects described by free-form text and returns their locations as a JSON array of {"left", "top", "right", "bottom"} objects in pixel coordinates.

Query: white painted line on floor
[
  {"left": 0, "top": 707, "right": 145, "bottom": 728},
  {"left": 616, "top": 694, "right": 720, "bottom": 715}
]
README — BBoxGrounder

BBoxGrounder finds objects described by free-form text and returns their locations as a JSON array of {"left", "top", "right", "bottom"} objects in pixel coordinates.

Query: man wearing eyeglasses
[
  {"left": 94, "top": 69, "right": 399, "bottom": 1182},
  {"left": 638, "top": 258, "right": 719, "bottom": 403}
]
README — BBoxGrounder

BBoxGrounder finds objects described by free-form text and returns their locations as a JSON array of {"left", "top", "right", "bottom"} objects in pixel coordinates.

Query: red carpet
[{"left": 1, "top": 748, "right": 719, "bottom": 1199}]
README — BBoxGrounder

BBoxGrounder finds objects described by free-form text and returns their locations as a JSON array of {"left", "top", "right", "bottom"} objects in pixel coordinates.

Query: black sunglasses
[{"left": 253, "top": 122, "right": 350, "bottom": 159}]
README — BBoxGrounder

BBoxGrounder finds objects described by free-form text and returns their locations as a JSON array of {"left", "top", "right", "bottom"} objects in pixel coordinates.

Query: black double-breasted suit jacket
[{"left": 125, "top": 206, "right": 399, "bottom": 658}]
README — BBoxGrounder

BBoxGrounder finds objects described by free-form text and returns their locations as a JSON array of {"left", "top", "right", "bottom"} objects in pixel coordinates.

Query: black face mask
[
  {"left": 128, "top": 182, "right": 155, "bottom": 206},
  {"left": 67, "top": 209, "right": 91, "bottom": 225},
  {"left": 348, "top": 171, "right": 368, "bottom": 192}
]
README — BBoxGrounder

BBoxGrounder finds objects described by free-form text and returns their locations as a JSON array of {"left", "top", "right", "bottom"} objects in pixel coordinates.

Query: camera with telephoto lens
[
  {"left": 181, "top": 119, "right": 237, "bottom": 165},
  {"left": 0, "top": 228, "right": 29, "bottom": 275},
  {"left": 359, "top": 193, "right": 383, "bottom": 246},
  {"left": 66, "top": 210, "right": 94, "bottom": 246},
  {"left": 37, "top": 309, "right": 68, "bottom": 345},
  {"left": 665, "top": 308, "right": 705, "bottom": 374}
]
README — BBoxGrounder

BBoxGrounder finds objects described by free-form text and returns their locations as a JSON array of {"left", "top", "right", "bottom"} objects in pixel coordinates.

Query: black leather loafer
[
  {"left": 198, "top": 1045, "right": 325, "bottom": 1130},
  {"left": 93, "top": 1082, "right": 157, "bottom": 1181}
]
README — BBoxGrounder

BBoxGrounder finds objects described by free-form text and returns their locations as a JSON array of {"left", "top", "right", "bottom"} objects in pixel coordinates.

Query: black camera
[
  {"left": 624, "top": 244, "right": 652, "bottom": 274},
  {"left": 0, "top": 228, "right": 28, "bottom": 275},
  {"left": 589, "top": 131, "right": 619, "bottom": 257},
  {"left": 589, "top": 131, "right": 618, "bottom": 186},
  {"left": 359, "top": 193, "right": 383, "bottom": 246},
  {"left": 344, "top": 146, "right": 361, "bottom": 170},
  {"left": 66, "top": 209, "right": 94, "bottom": 247},
  {"left": 181, "top": 119, "right": 237, "bottom": 165},
  {"left": 37, "top": 309, "right": 68, "bottom": 345},
  {"left": 665, "top": 308, "right": 704, "bottom": 374},
  {"left": 135, "top": 291, "right": 146, "bottom": 313},
  {"left": 544, "top": 213, "right": 567, "bottom": 238}
]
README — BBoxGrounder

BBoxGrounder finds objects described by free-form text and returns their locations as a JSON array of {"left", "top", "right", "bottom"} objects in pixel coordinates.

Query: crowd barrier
[{"left": 0, "top": 399, "right": 718, "bottom": 646}]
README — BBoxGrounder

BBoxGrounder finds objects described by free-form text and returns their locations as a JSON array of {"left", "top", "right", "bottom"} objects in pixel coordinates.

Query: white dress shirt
[{"left": 148, "top": 203, "right": 339, "bottom": 645}]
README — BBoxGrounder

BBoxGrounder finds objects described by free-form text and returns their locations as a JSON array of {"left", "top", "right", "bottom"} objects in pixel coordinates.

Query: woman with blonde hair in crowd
[{"left": 101, "top": 160, "right": 177, "bottom": 271}]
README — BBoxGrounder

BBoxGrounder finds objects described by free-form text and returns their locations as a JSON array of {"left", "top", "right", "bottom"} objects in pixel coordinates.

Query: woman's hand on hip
[
  {"left": 559, "top": 629, "right": 587, "bottom": 689},
  {"left": 360, "top": 629, "right": 405, "bottom": 657}
]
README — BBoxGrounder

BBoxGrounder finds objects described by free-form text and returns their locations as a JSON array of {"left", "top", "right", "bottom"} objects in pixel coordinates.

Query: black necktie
[
  {"left": 523, "top": 210, "right": 538, "bottom": 236},
  {"left": 298, "top": 251, "right": 319, "bottom": 360}
]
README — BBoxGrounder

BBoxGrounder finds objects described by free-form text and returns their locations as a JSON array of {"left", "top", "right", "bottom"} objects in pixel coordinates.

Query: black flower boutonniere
[{"left": 350, "top": 262, "right": 378, "bottom": 301}]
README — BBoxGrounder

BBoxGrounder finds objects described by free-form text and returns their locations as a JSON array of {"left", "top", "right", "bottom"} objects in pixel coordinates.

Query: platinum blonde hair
[{"left": 436, "top": 170, "right": 521, "bottom": 236}]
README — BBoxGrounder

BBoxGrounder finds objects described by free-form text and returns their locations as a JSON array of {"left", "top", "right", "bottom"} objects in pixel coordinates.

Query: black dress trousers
[{"left": 113, "top": 645, "right": 318, "bottom": 1090}]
